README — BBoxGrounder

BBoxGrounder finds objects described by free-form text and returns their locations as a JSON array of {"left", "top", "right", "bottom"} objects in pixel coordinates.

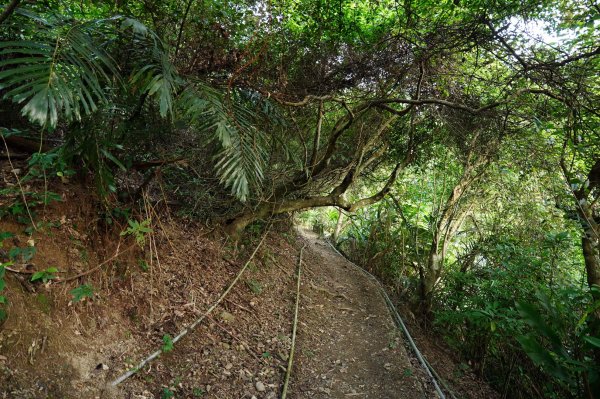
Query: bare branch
[
  {"left": 346, "top": 161, "right": 405, "bottom": 212},
  {"left": 309, "top": 101, "right": 324, "bottom": 173}
]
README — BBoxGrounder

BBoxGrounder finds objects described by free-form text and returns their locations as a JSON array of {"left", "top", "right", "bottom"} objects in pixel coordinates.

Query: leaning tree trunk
[
  {"left": 332, "top": 209, "right": 344, "bottom": 244},
  {"left": 420, "top": 170, "right": 478, "bottom": 314},
  {"left": 579, "top": 207, "right": 600, "bottom": 330},
  {"left": 224, "top": 159, "right": 408, "bottom": 238},
  {"left": 571, "top": 158, "right": 600, "bottom": 315},
  {"left": 224, "top": 203, "right": 273, "bottom": 237}
]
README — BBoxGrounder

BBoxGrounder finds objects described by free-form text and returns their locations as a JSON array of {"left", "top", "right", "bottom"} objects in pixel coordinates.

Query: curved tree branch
[
  {"left": 174, "top": 0, "right": 195, "bottom": 58},
  {"left": 0, "top": 0, "right": 20, "bottom": 25}
]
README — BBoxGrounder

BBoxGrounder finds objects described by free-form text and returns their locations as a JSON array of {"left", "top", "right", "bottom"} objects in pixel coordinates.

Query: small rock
[
  {"left": 255, "top": 381, "right": 266, "bottom": 392},
  {"left": 225, "top": 363, "right": 233, "bottom": 370}
]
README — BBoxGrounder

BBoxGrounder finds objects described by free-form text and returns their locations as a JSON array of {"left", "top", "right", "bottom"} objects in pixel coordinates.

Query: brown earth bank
[{"left": 1, "top": 180, "right": 497, "bottom": 399}]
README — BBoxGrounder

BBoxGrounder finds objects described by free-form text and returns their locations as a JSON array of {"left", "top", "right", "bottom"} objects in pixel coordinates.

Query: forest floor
[{"left": 0, "top": 171, "right": 497, "bottom": 398}]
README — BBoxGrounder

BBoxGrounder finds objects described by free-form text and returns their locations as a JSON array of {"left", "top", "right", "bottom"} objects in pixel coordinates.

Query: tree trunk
[
  {"left": 421, "top": 248, "right": 443, "bottom": 314},
  {"left": 224, "top": 161, "right": 408, "bottom": 238},
  {"left": 332, "top": 209, "right": 344, "bottom": 243},
  {"left": 419, "top": 161, "right": 483, "bottom": 314},
  {"left": 582, "top": 235, "right": 600, "bottom": 300},
  {"left": 224, "top": 203, "right": 273, "bottom": 237},
  {"left": 0, "top": 0, "right": 20, "bottom": 25}
]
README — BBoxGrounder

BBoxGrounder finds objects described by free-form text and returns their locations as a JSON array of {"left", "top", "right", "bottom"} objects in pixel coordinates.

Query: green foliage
[
  {"left": 70, "top": 284, "right": 94, "bottom": 302},
  {"left": 138, "top": 259, "right": 149, "bottom": 272},
  {"left": 245, "top": 279, "right": 262, "bottom": 294},
  {"left": 0, "top": 261, "right": 10, "bottom": 322},
  {"left": 0, "top": 185, "right": 61, "bottom": 222},
  {"left": 515, "top": 291, "right": 600, "bottom": 396},
  {"left": 25, "top": 149, "right": 75, "bottom": 181},
  {"left": 0, "top": 232, "right": 14, "bottom": 248},
  {"left": 0, "top": 1, "right": 598, "bottom": 395},
  {"left": 178, "top": 85, "right": 279, "bottom": 201},
  {"left": 31, "top": 267, "right": 58, "bottom": 283},
  {"left": 0, "top": 9, "right": 178, "bottom": 128},
  {"left": 120, "top": 219, "right": 153, "bottom": 246},
  {"left": 162, "top": 334, "right": 174, "bottom": 353},
  {"left": 9, "top": 246, "right": 36, "bottom": 263},
  {"left": 0, "top": 11, "right": 119, "bottom": 128},
  {"left": 160, "top": 387, "right": 174, "bottom": 399},
  {"left": 0, "top": 5, "right": 278, "bottom": 202}
]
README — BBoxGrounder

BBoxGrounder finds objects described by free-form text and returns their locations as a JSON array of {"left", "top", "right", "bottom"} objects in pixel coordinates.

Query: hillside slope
[{"left": 1, "top": 189, "right": 495, "bottom": 398}]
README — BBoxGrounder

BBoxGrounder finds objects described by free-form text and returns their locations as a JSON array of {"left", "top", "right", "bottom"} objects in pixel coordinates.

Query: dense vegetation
[{"left": 0, "top": 0, "right": 599, "bottom": 397}]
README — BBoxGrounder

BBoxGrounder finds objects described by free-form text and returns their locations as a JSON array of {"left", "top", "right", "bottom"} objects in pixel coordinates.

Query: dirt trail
[{"left": 291, "top": 230, "right": 427, "bottom": 398}]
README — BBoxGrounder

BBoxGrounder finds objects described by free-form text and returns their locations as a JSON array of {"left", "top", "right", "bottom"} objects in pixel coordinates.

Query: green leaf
[
  {"left": 160, "top": 388, "right": 174, "bottom": 399},
  {"left": 138, "top": 259, "right": 149, "bottom": 272},
  {"left": 70, "top": 284, "right": 94, "bottom": 302},
  {"left": 516, "top": 301, "right": 562, "bottom": 350},
  {"left": 101, "top": 149, "right": 126, "bottom": 171},
  {"left": 31, "top": 267, "right": 58, "bottom": 283},
  {"left": 0, "top": 14, "right": 122, "bottom": 128},
  {"left": 162, "top": 334, "right": 174, "bottom": 352},
  {"left": 31, "top": 271, "right": 44, "bottom": 282},
  {"left": 0, "top": 232, "right": 14, "bottom": 247},
  {"left": 583, "top": 336, "right": 600, "bottom": 349},
  {"left": 121, "top": 17, "right": 149, "bottom": 36},
  {"left": 8, "top": 246, "right": 36, "bottom": 262},
  {"left": 517, "top": 334, "right": 556, "bottom": 369}
]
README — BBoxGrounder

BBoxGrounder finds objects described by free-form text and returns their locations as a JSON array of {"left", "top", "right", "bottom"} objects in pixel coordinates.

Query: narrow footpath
[{"left": 290, "top": 230, "right": 432, "bottom": 398}]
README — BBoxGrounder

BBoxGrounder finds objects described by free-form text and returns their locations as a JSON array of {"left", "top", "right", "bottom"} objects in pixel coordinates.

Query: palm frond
[
  {"left": 0, "top": 12, "right": 119, "bottom": 128},
  {"left": 178, "top": 84, "right": 271, "bottom": 201},
  {"left": 125, "top": 18, "right": 178, "bottom": 118}
]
